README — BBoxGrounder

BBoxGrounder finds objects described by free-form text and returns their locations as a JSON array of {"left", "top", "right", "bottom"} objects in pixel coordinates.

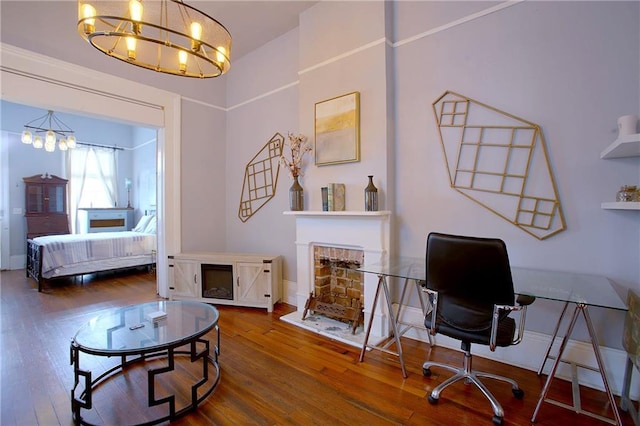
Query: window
[{"left": 67, "top": 145, "right": 118, "bottom": 233}]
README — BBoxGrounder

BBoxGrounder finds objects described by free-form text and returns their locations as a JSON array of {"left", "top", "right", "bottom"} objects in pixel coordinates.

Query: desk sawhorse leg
[
  {"left": 358, "top": 274, "right": 432, "bottom": 378},
  {"left": 531, "top": 302, "right": 622, "bottom": 425}
]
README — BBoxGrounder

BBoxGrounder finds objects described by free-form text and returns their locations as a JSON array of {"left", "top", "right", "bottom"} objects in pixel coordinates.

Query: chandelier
[
  {"left": 77, "top": 0, "right": 232, "bottom": 78},
  {"left": 21, "top": 110, "right": 77, "bottom": 153}
]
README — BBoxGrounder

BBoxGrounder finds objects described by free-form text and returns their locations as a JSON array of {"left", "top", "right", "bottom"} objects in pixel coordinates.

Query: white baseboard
[
  {"left": 10, "top": 254, "right": 26, "bottom": 270},
  {"left": 393, "top": 303, "right": 638, "bottom": 400},
  {"left": 282, "top": 279, "right": 297, "bottom": 306}
]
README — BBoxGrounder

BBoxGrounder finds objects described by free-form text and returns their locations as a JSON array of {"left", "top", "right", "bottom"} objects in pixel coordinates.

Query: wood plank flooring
[{"left": 0, "top": 268, "right": 635, "bottom": 425}]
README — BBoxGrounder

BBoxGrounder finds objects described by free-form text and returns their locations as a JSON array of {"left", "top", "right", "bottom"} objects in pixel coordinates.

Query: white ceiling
[{"left": 179, "top": 1, "right": 318, "bottom": 60}]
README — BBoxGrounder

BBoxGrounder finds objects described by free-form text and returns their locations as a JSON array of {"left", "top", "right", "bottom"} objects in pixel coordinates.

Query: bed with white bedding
[{"left": 27, "top": 215, "right": 157, "bottom": 291}]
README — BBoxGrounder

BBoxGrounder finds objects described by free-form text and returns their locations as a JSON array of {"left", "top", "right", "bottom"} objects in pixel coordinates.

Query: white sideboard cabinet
[{"left": 168, "top": 252, "right": 282, "bottom": 312}]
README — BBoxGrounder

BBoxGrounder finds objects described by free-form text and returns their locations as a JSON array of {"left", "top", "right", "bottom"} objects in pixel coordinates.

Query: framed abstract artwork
[{"left": 314, "top": 91, "right": 360, "bottom": 166}]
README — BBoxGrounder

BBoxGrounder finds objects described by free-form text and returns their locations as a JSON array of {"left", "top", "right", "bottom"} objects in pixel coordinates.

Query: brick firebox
[{"left": 313, "top": 245, "right": 364, "bottom": 312}]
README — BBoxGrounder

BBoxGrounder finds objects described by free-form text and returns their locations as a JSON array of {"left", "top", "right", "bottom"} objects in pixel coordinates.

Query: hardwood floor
[{"left": 0, "top": 268, "right": 634, "bottom": 425}]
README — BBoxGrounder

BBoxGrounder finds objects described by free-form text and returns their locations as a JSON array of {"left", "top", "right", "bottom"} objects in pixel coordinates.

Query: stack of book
[{"left": 327, "top": 183, "right": 345, "bottom": 211}]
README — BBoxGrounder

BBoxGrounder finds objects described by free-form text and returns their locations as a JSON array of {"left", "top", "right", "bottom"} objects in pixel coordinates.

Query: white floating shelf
[
  {"left": 601, "top": 202, "right": 640, "bottom": 210},
  {"left": 600, "top": 134, "right": 640, "bottom": 159}
]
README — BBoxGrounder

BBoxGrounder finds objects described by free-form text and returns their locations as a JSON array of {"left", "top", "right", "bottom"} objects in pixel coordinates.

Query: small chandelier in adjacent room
[
  {"left": 77, "top": 0, "right": 232, "bottom": 78},
  {"left": 21, "top": 110, "right": 77, "bottom": 153}
]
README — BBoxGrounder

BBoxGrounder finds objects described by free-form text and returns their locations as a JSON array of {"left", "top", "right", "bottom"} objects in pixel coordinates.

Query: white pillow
[
  {"left": 143, "top": 215, "right": 157, "bottom": 234},
  {"left": 132, "top": 215, "right": 153, "bottom": 232}
]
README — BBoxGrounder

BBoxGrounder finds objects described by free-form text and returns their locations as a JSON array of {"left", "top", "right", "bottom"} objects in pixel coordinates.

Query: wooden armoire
[{"left": 23, "top": 174, "right": 70, "bottom": 239}]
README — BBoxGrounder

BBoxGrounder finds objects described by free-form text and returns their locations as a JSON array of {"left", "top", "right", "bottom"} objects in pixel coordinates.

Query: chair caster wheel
[
  {"left": 423, "top": 367, "right": 432, "bottom": 377},
  {"left": 512, "top": 388, "right": 524, "bottom": 399},
  {"left": 427, "top": 395, "right": 438, "bottom": 405},
  {"left": 492, "top": 415, "right": 504, "bottom": 425}
]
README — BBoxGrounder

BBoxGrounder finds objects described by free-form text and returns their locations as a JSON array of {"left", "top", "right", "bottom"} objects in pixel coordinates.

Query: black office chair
[{"left": 422, "top": 232, "right": 534, "bottom": 426}]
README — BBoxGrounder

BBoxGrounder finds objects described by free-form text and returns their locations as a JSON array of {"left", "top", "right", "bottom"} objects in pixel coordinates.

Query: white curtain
[{"left": 67, "top": 145, "right": 118, "bottom": 233}]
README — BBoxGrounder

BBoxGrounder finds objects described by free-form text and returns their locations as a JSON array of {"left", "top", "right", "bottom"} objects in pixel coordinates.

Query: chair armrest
[
  {"left": 489, "top": 296, "right": 535, "bottom": 351},
  {"left": 516, "top": 294, "right": 536, "bottom": 306},
  {"left": 422, "top": 287, "right": 438, "bottom": 336}
]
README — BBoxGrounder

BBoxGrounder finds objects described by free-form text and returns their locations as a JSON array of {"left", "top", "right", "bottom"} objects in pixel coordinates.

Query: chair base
[{"left": 423, "top": 351, "right": 524, "bottom": 425}]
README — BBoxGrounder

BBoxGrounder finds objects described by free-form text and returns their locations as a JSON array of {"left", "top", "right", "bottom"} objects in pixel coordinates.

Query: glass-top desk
[{"left": 357, "top": 257, "right": 628, "bottom": 425}]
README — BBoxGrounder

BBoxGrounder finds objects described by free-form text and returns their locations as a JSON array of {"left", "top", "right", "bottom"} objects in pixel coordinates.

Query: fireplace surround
[{"left": 283, "top": 211, "right": 391, "bottom": 344}]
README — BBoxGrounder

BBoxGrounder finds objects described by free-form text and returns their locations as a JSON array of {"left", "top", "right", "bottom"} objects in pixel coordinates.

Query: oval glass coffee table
[{"left": 71, "top": 300, "right": 220, "bottom": 425}]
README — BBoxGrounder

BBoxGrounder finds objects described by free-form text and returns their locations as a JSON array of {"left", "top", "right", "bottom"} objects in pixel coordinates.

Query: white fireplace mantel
[
  {"left": 283, "top": 211, "right": 392, "bottom": 218},
  {"left": 284, "top": 210, "right": 392, "bottom": 340}
]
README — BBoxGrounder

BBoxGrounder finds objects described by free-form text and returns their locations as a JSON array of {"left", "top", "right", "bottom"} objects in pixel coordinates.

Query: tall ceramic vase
[
  {"left": 364, "top": 175, "right": 378, "bottom": 211},
  {"left": 289, "top": 176, "right": 304, "bottom": 211}
]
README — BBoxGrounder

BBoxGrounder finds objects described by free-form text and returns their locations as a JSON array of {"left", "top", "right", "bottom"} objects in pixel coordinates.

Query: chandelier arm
[
  {"left": 50, "top": 114, "right": 74, "bottom": 134},
  {"left": 24, "top": 112, "right": 50, "bottom": 129}
]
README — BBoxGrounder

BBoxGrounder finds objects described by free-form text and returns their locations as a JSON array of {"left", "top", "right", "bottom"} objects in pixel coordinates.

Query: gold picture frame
[{"left": 314, "top": 91, "right": 360, "bottom": 166}]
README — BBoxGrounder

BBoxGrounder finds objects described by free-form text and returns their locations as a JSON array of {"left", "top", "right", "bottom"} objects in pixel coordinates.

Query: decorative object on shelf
[
  {"left": 77, "top": 0, "right": 231, "bottom": 78},
  {"left": 125, "top": 178, "right": 132, "bottom": 208},
  {"left": 327, "top": 183, "right": 345, "bottom": 211},
  {"left": 315, "top": 91, "right": 360, "bottom": 166},
  {"left": 279, "top": 132, "right": 312, "bottom": 211},
  {"left": 289, "top": 176, "right": 304, "bottom": 211},
  {"left": 21, "top": 110, "right": 77, "bottom": 153},
  {"left": 238, "top": 133, "right": 284, "bottom": 222},
  {"left": 617, "top": 185, "right": 639, "bottom": 202},
  {"left": 364, "top": 175, "right": 378, "bottom": 211},
  {"left": 618, "top": 115, "right": 639, "bottom": 138},
  {"left": 432, "top": 90, "right": 566, "bottom": 240},
  {"left": 321, "top": 187, "right": 329, "bottom": 211}
]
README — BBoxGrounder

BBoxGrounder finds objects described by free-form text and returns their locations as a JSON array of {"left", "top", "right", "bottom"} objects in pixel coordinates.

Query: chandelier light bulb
[
  {"left": 216, "top": 46, "right": 227, "bottom": 65},
  {"left": 126, "top": 36, "right": 137, "bottom": 60},
  {"left": 80, "top": 3, "right": 96, "bottom": 34},
  {"left": 129, "top": 0, "right": 143, "bottom": 34},
  {"left": 190, "top": 22, "right": 202, "bottom": 40},
  {"left": 21, "top": 130, "right": 33, "bottom": 145},
  {"left": 59, "top": 138, "right": 68, "bottom": 151},
  {"left": 178, "top": 50, "right": 188, "bottom": 73},
  {"left": 190, "top": 22, "right": 203, "bottom": 51},
  {"left": 45, "top": 130, "right": 56, "bottom": 145},
  {"left": 44, "top": 139, "right": 56, "bottom": 152},
  {"left": 67, "top": 135, "right": 77, "bottom": 149},
  {"left": 33, "top": 136, "right": 43, "bottom": 149}
]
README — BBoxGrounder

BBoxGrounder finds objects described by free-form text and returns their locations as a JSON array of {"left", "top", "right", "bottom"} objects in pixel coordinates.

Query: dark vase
[
  {"left": 364, "top": 175, "right": 378, "bottom": 211},
  {"left": 289, "top": 176, "right": 304, "bottom": 211}
]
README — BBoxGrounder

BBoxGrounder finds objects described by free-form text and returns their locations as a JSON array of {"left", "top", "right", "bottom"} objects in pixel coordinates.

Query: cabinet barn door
[
  {"left": 236, "top": 262, "right": 269, "bottom": 306},
  {"left": 171, "top": 260, "right": 199, "bottom": 298}
]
